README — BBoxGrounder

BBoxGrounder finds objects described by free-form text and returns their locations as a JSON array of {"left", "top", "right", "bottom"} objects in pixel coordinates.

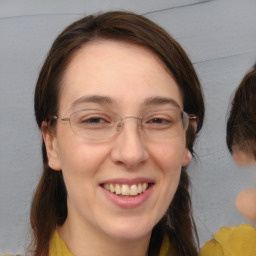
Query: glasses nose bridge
[{"left": 116, "top": 116, "right": 143, "bottom": 132}]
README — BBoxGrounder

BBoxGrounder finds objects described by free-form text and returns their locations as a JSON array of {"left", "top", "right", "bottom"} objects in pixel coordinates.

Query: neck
[{"left": 57, "top": 214, "right": 151, "bottom": 256}]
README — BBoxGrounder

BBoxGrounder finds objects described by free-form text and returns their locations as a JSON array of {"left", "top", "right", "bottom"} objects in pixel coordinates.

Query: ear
[
  {"left": 190, "top": 118, "right": 198, "bottom": 133},
  {"left": 182, "top": 149, "right": 192, "bottom": 167},
  {"left": 41, "top": 121, "right": 61, "bottom": 171}
]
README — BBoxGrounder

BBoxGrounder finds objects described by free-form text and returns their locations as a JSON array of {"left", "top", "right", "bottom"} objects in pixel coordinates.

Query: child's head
[
  {"left": 226, "top": 63, "right": 256, "bottom": 222},
  {"left": 227, "top": 64, "right": 256, "bottom": 165}
]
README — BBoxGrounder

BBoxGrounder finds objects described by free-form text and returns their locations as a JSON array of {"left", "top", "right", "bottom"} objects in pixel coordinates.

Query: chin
[{"left": 101, "top": 217, "right": 154, "bottom": 241}]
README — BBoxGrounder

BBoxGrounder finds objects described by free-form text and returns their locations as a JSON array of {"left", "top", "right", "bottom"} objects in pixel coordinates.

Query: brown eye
[
  {"left": 147, "top": 118, "right": 171, "bottom": 124},
  {"left": 81, "top": 117, "right": 108, "bottom": 124},
  {"left": 73, "top": 111, "right": 113, "bottom": 129}
]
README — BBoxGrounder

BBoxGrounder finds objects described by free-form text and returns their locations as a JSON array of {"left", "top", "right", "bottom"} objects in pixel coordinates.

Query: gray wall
[{"left": 1, "top": 0, "right": 256, "bottom": 254}]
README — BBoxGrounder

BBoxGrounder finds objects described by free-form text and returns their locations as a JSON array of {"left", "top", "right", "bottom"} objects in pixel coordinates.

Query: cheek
[
  {"left": 56, "top": 131, "right": 110, "bottom": 183},
  {"left": 149, "top": 142, "right": 184, "bottom": 219},
  {"left": 148, "top": 140, "right": 185, "bottom": 200},
  {"left": 56, "top": 138, "right": 111, "bottom": 206},
  {"left": 153, "top": 140, "right": 186, "bottom": 189},
  {"left": 149, "top": 139, "right": 187, "bottom": 172}
]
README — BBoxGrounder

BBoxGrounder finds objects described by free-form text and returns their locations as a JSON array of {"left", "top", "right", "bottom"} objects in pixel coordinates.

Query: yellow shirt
[
  {"left": 199, "top": 224, "right": 256, "bottom": 256},
  {"left": 49, "top": 231, "right": 173, "bottom": 256}
]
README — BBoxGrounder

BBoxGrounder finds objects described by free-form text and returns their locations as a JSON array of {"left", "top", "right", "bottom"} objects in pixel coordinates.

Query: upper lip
[{"left": 100, "top": 177, "right": 155, "bottom": 185}]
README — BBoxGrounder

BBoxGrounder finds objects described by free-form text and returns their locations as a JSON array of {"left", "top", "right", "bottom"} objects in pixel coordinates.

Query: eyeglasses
[{"left": 54, "top": 109, "right": 196, "bottom": 141}]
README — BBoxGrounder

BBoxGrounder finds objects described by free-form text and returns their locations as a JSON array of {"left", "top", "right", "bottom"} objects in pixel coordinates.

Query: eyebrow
[
  {"left": 70, "top": 95, "right": 181, "bottom": 110},
  {"left": 70, "top": 95, "right": 114, "bottom": 108},
  {"left": 143, "top": 96, "right": 181, "bottom": 109}
]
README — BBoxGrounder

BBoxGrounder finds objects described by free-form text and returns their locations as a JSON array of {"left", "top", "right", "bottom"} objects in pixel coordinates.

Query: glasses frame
[{"left": 53, "top": 109, "right": 197, "bottom": 141}]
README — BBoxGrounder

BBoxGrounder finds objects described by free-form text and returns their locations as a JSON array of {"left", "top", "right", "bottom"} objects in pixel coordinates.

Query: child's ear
[
  {"left": 182, "top": 149, "right": 192, "bottom": 167},
  {"left": 41, "top": 121, "right": 61, "bottom": 171}
]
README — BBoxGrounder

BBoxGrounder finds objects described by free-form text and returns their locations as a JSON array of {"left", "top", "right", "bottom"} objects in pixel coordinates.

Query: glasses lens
[
  {"left": 70, "top": 110, "right": 120, "bottom": 140},
  {"left": 141, "top": 109, "right": 188, "bottom": 140}
]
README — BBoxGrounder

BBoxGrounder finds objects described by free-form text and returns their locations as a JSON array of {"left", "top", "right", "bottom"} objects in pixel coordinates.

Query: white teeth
[
  {"left": 104, "top": 183, "right": 110, "bottom": 190},
  {"left": 137, "top": 183, "right": 142, "bottom": 193},
  {"left": 129, "top": 184, "right": 137, "bottom": 195},
  {"left": 115, "top": 184, "right": 121, "bottom": 195},
  {"left": 110, "top": 184, "right": 115, "bottom": 193},
  {"left": 103, "top": 183, "right": 149, "bottom": 196},
  {"left": 142, "top": 183, "right": 148, "bottom": 192},
  {"left": 121, "top": 184, "right": 130, "bottom": 195}
]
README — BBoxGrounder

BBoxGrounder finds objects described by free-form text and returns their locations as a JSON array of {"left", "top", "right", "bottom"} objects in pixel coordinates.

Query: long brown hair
[
  {"left": 226, "top": 64, "right": 256, "bottom": 159},
  {"left": 31, "top": 11, "right": 204, "bottom": 256}
]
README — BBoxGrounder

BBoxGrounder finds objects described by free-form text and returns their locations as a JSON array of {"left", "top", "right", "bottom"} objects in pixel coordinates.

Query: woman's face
[{"left": 44, "top": 40, "right": 191, "bottom": 241}]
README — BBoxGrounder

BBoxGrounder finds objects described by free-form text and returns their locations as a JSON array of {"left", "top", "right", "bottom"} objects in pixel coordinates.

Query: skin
[
  {"left": 236, "top": 188, "right": 256, "bottom": 222},
  {"left": 232, "top": 146, "right": 256, "bottom": 223},
  {"left": 232, "top": 146, "right": 256, "bottom": 166},
  {"left": 43, "top": 40, "right": 191, "bottom": 256}
]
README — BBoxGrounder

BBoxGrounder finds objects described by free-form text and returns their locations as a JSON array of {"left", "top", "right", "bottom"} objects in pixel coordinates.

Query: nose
[{"left": 110, "top": 118, "right": 149, "bottom": 169}]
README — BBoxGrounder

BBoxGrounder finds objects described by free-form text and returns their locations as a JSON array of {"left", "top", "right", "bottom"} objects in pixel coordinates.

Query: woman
[
  {"left": 31, "top": 11, "right": 204, "bottom": 256},
  {"left": 200, "top": 64, "right": 256, "bottom": 255}
]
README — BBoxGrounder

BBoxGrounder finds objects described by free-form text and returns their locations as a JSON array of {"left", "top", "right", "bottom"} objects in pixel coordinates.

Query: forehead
[{"left": 59, "top": 40, "right": 183, "bottom": 113}]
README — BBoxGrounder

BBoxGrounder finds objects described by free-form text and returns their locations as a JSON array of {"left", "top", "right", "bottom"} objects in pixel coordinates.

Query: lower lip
[{"left": 101, "top": 185, "right": 154, "bottom": 209}]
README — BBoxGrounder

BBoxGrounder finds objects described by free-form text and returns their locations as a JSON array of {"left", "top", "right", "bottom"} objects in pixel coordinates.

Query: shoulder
[
  {"left": 200, "top": 224, "right": 256, "bottom": 256},
  {"left": 199, "top": 238, "right": 224, "bottom": 256},
  {"left": 159, "top": 235, "right": 178, "bottom": 256},
  {"left": 49, "top": 230, "right": 74, "bottom": 256}
]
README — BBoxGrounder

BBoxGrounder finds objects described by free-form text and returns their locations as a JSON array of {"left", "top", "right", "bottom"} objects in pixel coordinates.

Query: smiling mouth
[{"left": 102, "top": 183, "right": 150, "bottom": 196}]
